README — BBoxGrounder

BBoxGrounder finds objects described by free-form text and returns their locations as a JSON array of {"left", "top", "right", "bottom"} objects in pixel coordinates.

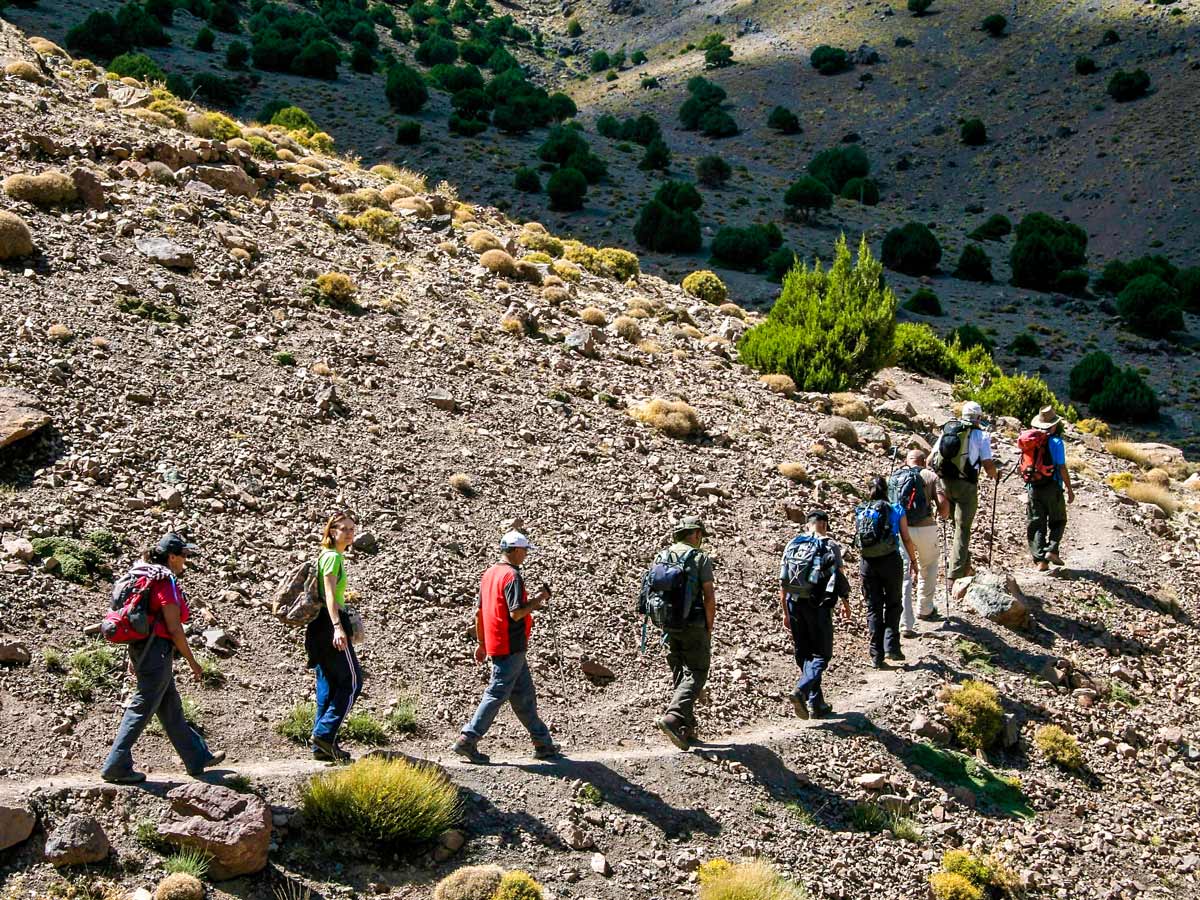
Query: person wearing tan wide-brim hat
[{"left": 1025, "top": 406, "right": 1074, "bottom": 571}]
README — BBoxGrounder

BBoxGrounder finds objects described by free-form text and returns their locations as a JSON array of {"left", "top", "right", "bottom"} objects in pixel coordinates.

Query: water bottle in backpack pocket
[
  {"left": 780, "top": 535, "right": 835, "bottom": 599},
  {"left": 637, "top": 548, "right": 698, "bottom": 631},
  {"left": 854, "top": 500, "right": 899, "bottom": 558}
]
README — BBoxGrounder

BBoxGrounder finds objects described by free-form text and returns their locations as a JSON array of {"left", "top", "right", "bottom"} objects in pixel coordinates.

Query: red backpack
[
  {"left": 1018, "top": 429, "right": 1057, "bottom": 485},
  {"left": 100, "top": 571, "right": 158, "bottom": 643}
]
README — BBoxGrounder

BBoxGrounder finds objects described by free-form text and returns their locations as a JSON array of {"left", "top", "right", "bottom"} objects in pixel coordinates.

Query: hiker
[
  {"left": 889, "top": 448, "right": 950, "bottom": 636},
  {"left": 643, "top": 515, "right": 715, "bottom": 750},
  {"left": 101, "top": 534, "right": 225, "bottom": 783},
  {"left": 305, "top": 511, "right": 364, "bottom": 762},
  {"left": 1023, "top": 406, "right": 1074, "bottom": 571},
  {"left": 855, "top": 477, "right": 920, "bottom": 669},
  {"left": 931, "top": 400, "right": 999, "bottom": 580},
  {"left": 453, "top": 530, "right": 560, "bottom": 764},
  {"left": 779, "top": 510, "right": 851, "bottom": 719}
]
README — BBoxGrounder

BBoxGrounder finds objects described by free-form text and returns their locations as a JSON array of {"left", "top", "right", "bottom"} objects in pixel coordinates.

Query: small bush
[
  {"left": 767, "top": 105, "right": 801, "bottom": 134},
  {"left": 908, "top": 0, "right": 933, "bottom": 14},
  {"left": 928, "top": 872, "right": 983, "bottom": 900},
  {"left": 480, "top": 249, "right": 518, "bottom": 276},
  {"left": 760, "top": 373, "right": 796, "bottom": 395},
  {"left": 697, "top": 860, "right": 806, "bottom": 900},
  {"left": 467, "top": 231, "right": 503, "bottom": 254},
  {"left": 892, "top": 323, "right": 959, "bottom": 379},
  {"left": 968, "top": 214, "right": 1012, "bottom": 242},
  {"left": 954, "top": 244, "right": 992, "bottom": 282},
  {"left": 593, "top": 247, "right": 640, "bottom": 282},
  {"left": 1069, "top": 351, "right": 1117, "bottom": 402},
  {"left": 155, "top": 873, "right": 203, "bottom": 900},
  {"left": 271, "top": 106, "right": 318, "bottom": 135},
  {"left": 1075, "top": 55, "right": 1097, "bottom": 75},
  {"left": 630, "top": 398, "right": 702, "bottom": 439},
  {"left": 314, "top": 272, "right": 358, "bottom": 308},
  {"left": 981, "top": 13, "right": 1007, "bottom": 36},
  {"left": 519, "top": 228, "right": 564, "bottom": 257},
  {"left": 699, "top": 108, "right": 739, "bottom": 138},
  {"left": 1009, "top": 212, "right": 1087, "bottom": 292},
  {"left": 810, "top": 44, "right": 850, "bottom": 75},
  {"left": 711, "top": 225, "right": 775, "bottom": 271},
  {"left": 1107, "top": 68, "right": 1150, "bottom": 102},
  {"left": 0, "top": 211, "right": 34, "bottom": 260},
  {"left": 513, "top": 167, "right": 540, "bottom": 192},
  {"left": 1125, "top": 482, "right": 1178, "bottom": 516},
  {"left": 939, "top": 849, "right": 1019, "bottom": 896},
  {"left": 386, "top": 63, "right": 428, "bottom": 113},
  {"left": 807, "top": 145, "right": 869, "bottom": 192},
  {"left": 840, "top": 176, "right": 879, "bottom": 206},
  {"left": 301, "top": 757, "right": 463, "bottom": 849},
  {"left": 882, "top": 222, "right": 942, "bottom": 276},
  {"left": 973, "top": 372, "right": 1067, "bottom": 423},
  {"left": 590, "top": 50, "right": 610, "bottom": 72},
  {"left": 1034, "top": 724, "right": 1084, "bottom": 769},
  {"left": 614, "top": 316, "right": 642, "bottom": 343},
  {"left": 942, "top": 679, "right": 1004, "bottom": 751},
  {"left": 785, "top": 176, "right": 833, "bottom": 221},
  {"left": 395, "top": 120, "right": 421, "bottom": 145},
  {"left": 1117, "top": 274, "right": 1183, "bottom": 337},
  {"left": 778, "top": 462, "right": 808, "bottom": 482},
  {"left": 960, "top": 118, "right": 987, "bottom": 146},
  {"left": 1009, "top": 332, "right": 1040, "bottom": 357},
  {"left": 194, "top": 27, "right": 215, "bottom": 52},
  {"left": 1076, "top": 417, "right": 1110, "bottom": 438},
  {"left": 3, "top": 171, "right": 78, "bottom": 206},
  {"left": 33, "top": 536, "right": 107, "bottom": 585},
  {"left": 109, "top": 51, "right": 165, "bottom": 83},
  {"left": 580, "top": 307, "right": 607, "bottom": 326},
  {"left": 1095, "top": 254, "right": 1177, "bottom": 295},
  {"left": 566, "top": 18, "right": 582, "bottom": 37},
  {"left": 682, "top": 270, "right": 728, "bottom": 304},
  {"left": 493, "top": 871, "right": 544, "bottom": 900},
  {"left": 345, "top": 208, "right": 401, "bottom": 243},
  {"left": 433, "top": 865, "right": 504, "bottom": 900},
  {"left": 188, "top": 111, "right": 241, "bottom": 141},
  {"left": 63, "top": 642, "right": 119, "bottom": 700},
  {"left": 547, "top": 167, "right": 587, "bottom": 211},
  {"left": 163, "top": 848, "right": 211, "bottom": 880},
  {"left": 903, "top": 287, "right": 943, "bottom": 316}
]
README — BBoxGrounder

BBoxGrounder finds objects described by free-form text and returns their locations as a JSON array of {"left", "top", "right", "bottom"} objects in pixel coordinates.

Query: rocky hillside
[{"left": 2, "top": 19, "right": 1200, "bottom": 900}]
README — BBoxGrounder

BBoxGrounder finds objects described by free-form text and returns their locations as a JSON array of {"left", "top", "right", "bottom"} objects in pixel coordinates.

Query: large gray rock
[
  {"left": 955, "top": 571, "right": 1030, "bottom": 630},
  {"left": 157, "top": 783, "right": 270, "bottom": 880},
  {"left": 44, "top": 815, "right": 109, "bottom": 867},
  {"left": 192, "top": 165, "right": 258, "bottom": 198},
  {"left": 852, "top": 421, "right": 890, "bottom": 447},
  {"left": 818, "top": 416, "right": 858, "bottom": 447},
  {"left": 135, "top": 236, "right": 194, "bottom": 270},
  {"left": 0, "top": 800, "right": 34, "bottom": 850},
  {"left": 0, "top": 388, "right": 49, "bottom": 450}
]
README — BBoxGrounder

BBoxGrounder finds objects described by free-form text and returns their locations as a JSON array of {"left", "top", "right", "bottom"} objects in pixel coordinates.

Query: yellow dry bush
[
  {"left": 500, "top": 316, "right": 524, "bottom": 334},
  {"left": 614, "top": 316, "right": 642, "bottom": 343},
  {"left": 697, "top": 859, "right": 806, "bottom": 900},
  {"left": 627, "top": 296, "right": 656, "bottom": 315},
  {"left": 47, "top": 323, "right": 73, "bottom": 342},
  {"left": 941, "top": 680, "right": 1003, "bottom": 751},
  {"left": 314, "top": 272, "right": 357, "bottom": 308},
  {"left": 778, "top": 462, "right": 809, "bottom": 483},
  {"left": 347, "top": 208, "right": 401, "bottom": 243},
  {"left": 1076, "top": 417, "right": 1110, "bottom": 438},
  {"left": 519, "top": 228, "right": 564, "bottom": 257},
  {"left": 29, "top": 37, "right": 70, "bottom": 58},
  {"left": 593, "top": 247, "right": 640, "bottom": 282},
  {"left": 370, "top": 163, "right": 402, "bottom": 180},
  {"left": 5, "top": 60, "right": 46, "bottom": 83},
  {"left": 630, "top": 398, "right": 702, "bottom": 439},
  {"left": 147, "top": 100, "right": 187, "bottom": 128},
  {"left": 524, "top": 221, "right": 547, "bottom": 233},
  {"left": 552, "top": 259, "right": 582, "bottom": 282},
  {"left": 3, "top": 170, "right": 77, "bottom": 205},
  {"left": 1034, "top": 724, "right": 1084, "bottom": 770},
  {"left": 542, "top": 286, "right": 570, "bottom": 306},
  {"left": 452, "top": 203, "right": 476, "bottom": 222},
  {"left": 128, "top": 108, "right": 174, "bottom": 128},
  {"left": 448, "top": 473, "right": 475, "bottom": 495},
  {"left": 697, "top": 859, "right": 733, "bottom": 885},
  {"left": 523, "top": 251, "right": 552, "bottom": 264},
  {"left": 0, "top": 210, "right": 35, "bottom": 259},
  {"left": 338, "top": 188, "right": 387, "bottom": 213},
  {"left": 479, "top": 249, "right": 517, "bottom": 277},
  {"left": 493, "top": 871, "right": 544, "bottom": 900},
  {"left": 390, "top": 167, "right": 427, "bottom": 193},
  {"left": 580, "top": 306, "right": 607, "bottom": 326},
  {"left": 1105, "top": 440, "right": 1153, "bottom": 468},
  {"left": 298, "top": 155, "right": 329, "bottom": 171},
  {"left": 760, "top": 373, "right": 797, "bottom": 395},
  {"left": 247, "top": 136, "right": 278, "bottom": 160},
  {"left": 1105, "top": 472, "right": 1134, "bottom": 490},
  {"left": 467, "top": 230, "right": 503, "bottom": 253},
  {"left": 188, "top": 111, "right": 241, "bottom": 141},
  {"left": 562, "top": 239, "right": 597, "bottom": 270},
  {"left": 154, "top": 873, "right": 204, "bottom": 900},
  {"left": 1124, "top": 482, "right": 1178, "bottom": 516},
  {"left": 676, "top": 324, "right": 704, "bottom": 340},
  {"left": 276, "top": 148, "right": 297, "bottom": 162},
  {"left": 381, "top": 182, "right": 414, "bottom": 202},
  {"left": 433, "top": 179, "right": 458, "bottom": 201},
  {"left": 928, "top": 872, "right": 983, "bottom": 900},
  {"left": 831, "top": 393, "right": 870, "bottom": 421},
  {"left": 227, "top": 137, "right": 252, "bottom": 154},
  {"left": 432, "top": 864, "right": 505, "bottom": 900},
  {"left": 1143, "top": 468, "right": 1170, "bottom": 487},
  {"left": 939, "top": 849, "right": 1018, "bottom": 896},
  {"left": 717, "top": 302, "right": 745, "bottom": 320},
  {"left": 392, "top": 196, "right": 433, "bottom": 218},
  {"left": 682, "top": 269, "right": 728, "bottom": 304}
]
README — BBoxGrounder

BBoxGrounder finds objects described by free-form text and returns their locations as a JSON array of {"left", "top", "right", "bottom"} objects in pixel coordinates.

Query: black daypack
[
  {"left": 637, "top": 547, "right": 699, "bottom": 633},
  {"left": 930, "top": 420, "right": 977, "bottom": 482},
  {"left": 780, "top": 535, "right": 836, "bottom": 600},
  {"left": 854, "top": 500, "right": 899, "bottom": 558},
  {"left": 889, "top": 466, "right": 932, "bottom": 523}
]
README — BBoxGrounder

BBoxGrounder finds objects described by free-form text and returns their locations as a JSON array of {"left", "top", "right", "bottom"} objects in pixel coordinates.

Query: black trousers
[
  {"left": 861, "top": 552, "right": 903, "bottom": 662},
  {"left": 787, "top": 597, "right": 834, "bottom": 705}
]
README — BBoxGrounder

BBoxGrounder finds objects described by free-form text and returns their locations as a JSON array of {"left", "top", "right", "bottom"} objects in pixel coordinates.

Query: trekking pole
[
  {"left": 940, "top": 518, "right": 951, "bottom": 630},
  {"left": 888, "top": 446, "right": 900, "bottom": 477},
  {"left": 987, "top": 474, "right": 1000, "bottom": 569}
]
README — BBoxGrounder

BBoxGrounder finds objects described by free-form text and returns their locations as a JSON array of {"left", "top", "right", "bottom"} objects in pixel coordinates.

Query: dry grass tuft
[
  {"left": 717, "top": 302, "right": 745, "bottom": 320},
  {"left": 1143, "top": 467, "right": 1170, "bottom": 487},
  {"left": 314, "top": 273, "right": 357, "bottom": 308},
  {"left": 514, "top": 260, "right": 542, "bottom": 285},
  {"left": 4, "top": 171, "right": 77, "bottom": 205},
  {"left": 5, "top": 60, "right": 46, "bottom": 83},
  {"left": 379, "top": 182, "right": 413, "bottom": 203},
  {"left": 155, "top": 873, "right": 204, "bottom": 900},
  {"left": 29, "top": 37, "right": 70, "bottom": 58},
  {"left": 338, "top": 188, "right": 387, "bottom": 213},
  {"left": 0, "top": 210, "right": 34, "bottom": 259},
  {"left": 542, "top": 286, "right": 570, "bottom": 306},
  {"left": 1124, "top": 482, "right": 1178, "bottom": 516},
  {"left": 432, "top": 865, "right": 504, "bottom": 900},
  {"left": 187, "top": 111, "right": 241, "bottom": 141},
  {"left": 479, "top": 249, "right": 517, "bottom": 277},
  {"left": 629, "top": 398, "right": 702, "bottom": 439},
  {"left": 448, "top": 473, "right": 475, "bottom": 496},
  {"left": 697, "top": 859, "right": 805, "bottom": 900},
  {"left": 613, "top": 315, "right": 642, "bottom": 343},
  {"left": 580, "top": 306, "right": 607, "bottom": 326},
  {"left": 759, "top": 373, "right": 797, "bottom": 396},
  {"left": 392, "top": 196, "right": 433, "bottom": 218},
  {"left": 832, "top": 393, "right": 870, "bottom": 421},
  {"left": 47, "top": 323, "right": 74, "bottom": 342},
  {"left": 467, "top": 230, "right": 503, "bottom": 253},
  {"left": 1034, "top": 724, "right": 1084, "bottom": 770},
  {"left": 778, "top": 462, "right": 810, "bottom": 483},
  {"left": 1105, "top": 439, "right": 1153, "bottom": 468}
]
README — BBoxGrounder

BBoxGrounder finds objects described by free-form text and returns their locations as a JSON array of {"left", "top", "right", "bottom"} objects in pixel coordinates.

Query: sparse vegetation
[
  {"left": 313, "top": 273, "right": 358, "bottom": 309},
  {"left": 0, "top": 210, "right": 34, "bottom": 260},
  {"left": 1107, "top": 68, "right": 1150, "bottom": 102},
  {"left": 954, "top": 244, "right": 993, "bottom": 282},
  {"left": 941, "top": 680, "right": 1004, "bottom": 751},
  {"left": 903, "top": 288, "right": 943, "bottom": 316},
  {"left": 960, "top": 118, "right": 987, "bottom": 146},
  {"left": 629, "top": 398, "right": 702, "bottom": 439},
  {"left": 433, "top": 865, "right": 504, "bottom": 900},
  {"left": 882, "top": 222, "right": 942, "bottom": 276},
  {"left": 682, "top": 270, "right": 728, "bottom": 304},
  {"left": 1034, "top": 725, "right": 1084, "bottom": 770},
  {"left": 163, "top": 848, "right": 211, "bottom": 880},
  {"left": 697, "top": 859, "right": 806, "bottom": 900},
  {"left": 3, "top": 171, "right": 78, "bottom": 206}
]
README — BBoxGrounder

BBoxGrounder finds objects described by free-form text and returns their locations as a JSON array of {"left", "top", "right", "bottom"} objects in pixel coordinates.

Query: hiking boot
[
  {"left": 917, "top": 611, "right": 942, "bottom": 622},
  {"left": 532, "top": 742, "right": 562, "bottom": 760},
  {"left": 310, "top": 736, "right": 349, "bottom": 763},
  {"left": 808, "top": 701, "right": 833, "bottom": 719},
  {"left": 451, "top": 737, "right": 490, "bottom": 765},
  {"left": 1047, "top": 553, "right": 1064, "bottom": 566},
  {"left": 789, "top": 693, "right": 810, "bottom": 719},
  {"left": 902, "top": 628, "right": 918, "bottom": 639},
  {"left": 187, "top": 750, "right": 226, "bottom": 776},
  {"left": 101, "top": 769, "right": 147, "bottom": 785},
  {"left": 886, "top": 650, "right": 906, "bottom": 662},
  {"left": 655, "top": 715, "right": 690, "bottom": 751},
  {"left": 1036, "top": 560, "right": 1050, "bottom": 572},
  {"left": 871, "top": 657, "right": 887, "bottom": 670}
]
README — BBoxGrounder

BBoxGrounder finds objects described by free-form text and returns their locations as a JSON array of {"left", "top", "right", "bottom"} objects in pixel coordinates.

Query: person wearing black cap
[
  {"left": 779, "top": 510, "right": 851, "bottom": 719},
  {"left": 101, "top": 533, "right": 224, "bottom": 783}
]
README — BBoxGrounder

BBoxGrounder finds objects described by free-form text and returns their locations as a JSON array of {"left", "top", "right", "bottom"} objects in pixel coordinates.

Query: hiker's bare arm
[
  {"left": 982, "top": 458, "right": 999, "bottom": 480},
  {"left": 779, "top": 589, "right": 789, "bottom": 628},
  {"left": 935, "top": 486, "right": 951, "bottom": 520},
  {"left": 161, "top": 604, "right": 201, "bottom": 679},
  {"left": 510, "top": 587, "right": 547, "bottom": 622},
  {"left": 1061, "top": 465, "right": 1074, "bottom": 501},
  {"left": 899, "top": 516, "right": 919, "bottom": 581},
  {"left": 474, "top": 606, "right": 486, "bottom": 662},
  {"left": 324, "top": 572, "right": 346, "bottom": 651},
  {"left": 703, "top": 581, "right": 715, "bottom": 632}
]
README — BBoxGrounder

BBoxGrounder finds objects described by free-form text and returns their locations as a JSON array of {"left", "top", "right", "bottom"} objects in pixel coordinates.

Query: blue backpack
[
  {"left": 854, "top": 501, "right": 899, "bottom": 558},
  {"left": 637, "top": 547, "right": 698, "bottom": 650}
]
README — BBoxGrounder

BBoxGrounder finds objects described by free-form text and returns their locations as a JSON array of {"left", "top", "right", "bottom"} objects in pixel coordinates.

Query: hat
[
  {"left": 499, "top": 530, "right": 534, "bottom": 552},
  {"left": 806, "top": 509, "right": 829, "bottom": 524},
  {"left": 672, "top": 515, "right": 708, "bottom": 538},
  {"left": 961, "top": 401, "right": 984, "bottom": 423},
  {"left": 157, "top": 532, "right": 198, "bottom": 558},
  {"left": 1031, "top": 406, "right": 1063, "bottom": 431}
]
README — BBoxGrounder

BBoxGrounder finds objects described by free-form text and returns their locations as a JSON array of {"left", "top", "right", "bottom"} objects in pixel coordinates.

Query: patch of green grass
[
  {"left": 149, "top": 696, "right": 201, "bottom": 736},
  {"left": 276, "top": 701, "right": 387, "bottom": 745},
  {"left": 31, "top": 536, "right": 108, "bottom": 584},
  {"left": 64, "top": 643, "right": 120, "bottom": 700},
  {"left": 784, "top": 801, "right": 816, "bottom": 826},
  {"left": 907, "top": 743, "right": 1034, "bottom": 820},
  {"left": 164, "top": 847, "right": 211, "bottom": 879},
  {"left": 889, "top": 815, "right": 923, "bottom": 843},
  {"left": 224, "top": 773, "right": 254, "bottom": 793},
  {"left": 955, "top": 639, "right": 996, "bottom": 674},
  {"left": 848, "top": 802, "right": 889, "bottom": 833},
  {"left": 579, "top": 782, "right": 602, "bottom": 806},
  {"left": 43, "top": 648, "right": 64, "bottom": 673},
  {"left": 1108, "top": 682, "right": 1139, "bottom": 707},
  {"left": 198, "top": 656, "right": 225, "bottom": 687},
  {"left": 86, "top": 529, "right": 122, "bottom": 556},
  {"left": 277, "top": 701, "right": 316, "bottom": 743},
  {"left": 385, "top": 696, "right": 419, "bottom": 734},
  {"left": 273, "top": 351, "right": 297, "bottom": 366},
  {"left": 133, "top": 818, "right": 173, "bottom": 854}
]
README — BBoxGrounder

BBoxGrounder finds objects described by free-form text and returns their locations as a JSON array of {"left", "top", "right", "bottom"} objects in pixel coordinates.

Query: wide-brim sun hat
[
  {"left": 672, "top": 515, "right": 709, "bottom": 537},
  {"left": 1031, "top": 406, "right": 1063, "bottom": 431}
]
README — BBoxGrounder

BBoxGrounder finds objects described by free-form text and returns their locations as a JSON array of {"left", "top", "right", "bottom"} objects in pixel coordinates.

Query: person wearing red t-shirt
[
  {"left": 452, "top": 531, "right": 560, "bottom": 764},
  {"left": 100, "top": 534, "right": 224, "bottom": 784}
]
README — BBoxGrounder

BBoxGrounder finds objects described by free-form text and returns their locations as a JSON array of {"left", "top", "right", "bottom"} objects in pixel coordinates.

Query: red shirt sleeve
[{"left": 150, "top": 578, "right": 189, "bottom": 639}]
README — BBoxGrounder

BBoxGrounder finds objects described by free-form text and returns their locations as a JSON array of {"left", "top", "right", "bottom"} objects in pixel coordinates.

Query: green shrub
[
  {"left": 64, "top": 643, "right": 120, "bottom": 701},
  {"left": 1034, "top": 724, "right": 1084, "bottom": 770},
  {"left": 682, "top": 270, "right": 728, "bottom": 304},
  {"left": 194, "top": 26, "right": 215, "bottom": 51},
  {"left": 938, "top": 849, "right": 1019, "bottom": 897},
  {"left": 395, "top": 120, "right": 421, "bottom": 145},
  {"left": 765, "top": 247, "right": 797, "bottom": 283},
  {"left": 768, "top": 105, "right": 801, "bottom": 133},
  {"left": 385, "top": 63, "right": 428, "bottom": 113},
  {"left": 1117, "top": 274, "right": 1183, "bottom": 337},
  {"left": 1175, "top": 267, "right": 1200, "bottom": 310},
  {"left": 1010, "top": 212, "right": 1087, "bottom": 292},
  {"left": 1096, "top": 254, "right": 1176, "bottom": 294},
  {"left": 908, "top": 0, "right": 933, "bottom": 14},
  {"left": 1069, "top": 350, "right": 1116, "bottom": 401},
  {"left": 981, "top": 13, "right": 1007, "bottom": 36},
  {"left": 548, "top": 92, "right": 577, "bottom": 121},
  {"left": 903, "top": 288, "right": 943, "bottom": 316},
  {"left": 974, "top": 373, "right": 1067, "bottom": 424},
  {"left": 784, "top": 176, "right": 833, "bottom": 221},
  {"left": 430, "top": 63, "right": 484, "bottom": 92},
  {"left": 942, "top": 680, "right": 1003, "bottom": 751},
  {"left": 738, "top": 235, "right": 896, "bottom": 392},
  {"left": 960, "top": 118, "right": 986, "bottom": 146},
  {"left": 449, "top": 115, "right": 487, "bottom": 136},
  {"left": 968, "top": 214, "right": 1011, "bottom": 242},
  {"left": 954, "top": 244, "right": 993, "bottom": 282},
  {"left": 513, "top": 166, "right": 540, "bottom": 192},
  {"left": 711, "top": 225, "right": 773, "bottom": 271},
  {"left": 590, "top": 50, "right": 610, "bottom": 72},
  {"left": 1089, "top": 368, "right": 1159, "bottom": 423},
  {"left": 840, "top": 176, "right": 880, "bottom": 205},
  {"left": 704, "top": 42, "right": 734, "bottom": 68},
  {"left": 224, "top": 39, "right": 249, "bottom": 69},
  {"left": 386, "top": 697, "right": 419, "bottom": 734},
  {"left": 699, "top": 108, "right": 739, "bottom": 138},
  {"left": 892, "top": 323, "right": 960, "bottom": 379},
  {"left": 293, "top": 39, "right": 339, "bottom": 79},
  {"left": 566, "top": 17, "right": 582, "bottom": 36},
  {"left": 810, "top": 44, "right": 850, "bottom": 75},
  {"left": 109, "top": 51, "right": 166, "bottom": 82},
  {"left": 1075, "top": 55, "right": 1097, "bottom": 75},
  {"left": 164, "top": 848, "right": 211, "bottom": 880},
  {"left": 32, "top": 536, "right": 107, "bottom": 584},
  {"left": 1009, "top": 332, "right": 1040, "bottom": 357},
  {"left": 1107, "top": 68, "right": 1150, "bottom": 102},
  {"left": 882, "top": 222, "right": 941, "bottom": 276},
  {"left": 270, "top": 106, "right": 318, "bottom": 134},
  {"left": 678, "top": 77, "right": 727, "bottom": 129},
  {"left": 415, "top": 35, "right": 458, "bottom": 66},
  {"left": 493, "top": 871, "right": 544, "bottom": 900},
  {"left": 638, "top": 137, "right": 671, "bottom": 172},
  {"left": 301, "top": 757, "right": 462, "bottom": 849},
  {"left": 696, "top": 155, "right": 731, "bottom": 187},
  {"left": 547, "top": 167, "right": 587, "bottom": 211},
  {"left": 807, "top": 145, "right": 869, "bottom": 192},
  {"left": 67, "top": 4, "right": 170, "bottom": 61},
  {"left": 634, "top": 181, "right": 702, "bottom": 253}
]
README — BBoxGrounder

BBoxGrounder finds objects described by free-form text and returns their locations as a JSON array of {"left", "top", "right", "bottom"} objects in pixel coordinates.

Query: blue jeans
[
  {"left": 461, "top": 652, "right": 553, "bottom": 746},
  {"left": 101, "top": 637, "right": 212, "bottom": 776},
  {"left": 787, "top": 598, "right": 833, "bottom": 706},
  {"left": 312, "top": 643, "right": 363, "bottom": 743}
]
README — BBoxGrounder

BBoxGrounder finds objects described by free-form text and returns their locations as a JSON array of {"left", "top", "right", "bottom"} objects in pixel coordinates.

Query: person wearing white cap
[
  {"left": 1023, "top": 406, "right": 1074, "bottom": 571},
  {"left": 452, "top": 530, "right": 560, "bottom": 763},
  {"left": 931, "top": 400, "right": 998, "bottom": 580}
]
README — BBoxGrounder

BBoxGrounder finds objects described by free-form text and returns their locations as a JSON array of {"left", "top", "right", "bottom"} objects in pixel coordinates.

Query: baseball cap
[
  {"left": 157, "top": 532, "right": 198, "bottom": 558},
  {"left": 961, "top": 401, "right": 983, "bottom": 423},
  {"left": 499, "top": 530, "right": 534, "bottom": 552},
  {"left": 806, "top": 509, "right": 829, "bottom": 524},
  {"left": 672, "top": 515, "right": 708, "bottom": 537}
]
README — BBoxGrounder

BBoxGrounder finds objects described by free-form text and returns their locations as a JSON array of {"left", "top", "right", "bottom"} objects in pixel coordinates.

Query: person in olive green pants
[{"left": 939, "top": 401, "right": 999, "bottom": 580}]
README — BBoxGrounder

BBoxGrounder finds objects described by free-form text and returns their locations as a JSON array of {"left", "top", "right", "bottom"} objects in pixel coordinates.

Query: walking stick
[
  {"left": 940, "top": 518, "right": 951, "bottom": 629},
  {"left": 987, "top": 475, "right": 1000, "bottom": 569},
  {"left": 888, "top": 446, "right": 900, "bottom": 477}
]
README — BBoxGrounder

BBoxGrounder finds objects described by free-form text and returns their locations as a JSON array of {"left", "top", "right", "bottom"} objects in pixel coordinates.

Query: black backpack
[
  {"left": 930, "top": 420, "right": 977, "bottom": 482},
  {"left": 780, "top": 535, "right": 837, "bottom": 600},
  {"left": 637, "top": 547, "right": 698, "bottom": 633},
  {"left": 854, "top": 500, "right": 899, "bottom": 558},
  {"left": 889, "top": 466, "right": 932, "bottom": 523}
]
